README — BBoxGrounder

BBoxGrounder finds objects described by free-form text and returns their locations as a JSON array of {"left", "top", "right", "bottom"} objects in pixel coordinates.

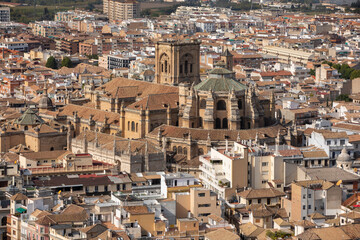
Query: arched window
[
  {"left": 136, "top": 123, "right": 138, "bottom": 132},
  {"left": 178, "top": 146, "right": 183, "bottom": 154},
  {"left": 180, "top": 65, "right": 183, "bottom": 74},
  {"left": 128, "top": 121, "right": 130, "bottom": 131},
  {"left": 183, "top": 148, "right": 187, "bottom": 155},
  {"left": 222, "top": 118, "right": 228, "bottom": 129},
  {"left": 50, "top": 147, "right": 54, "bottom": 151},
  {"left": 173, "top": 146, "right": 177, "bottom": 153},
  {"left": 198, "top": 148, "right": 204, "bottom": 155},
  {"left": 190, "top": 64, "right": 193, "bottom": 73},
  {"left": 217, "top": 100, "right": 226, "bottom": 110},
  {"left": 131, "top": 121, "right": 135, "bottom": 131},
  {"left": 24, "top": 126, "right": 28, "bottom": 130},
  {"left": 165, "top": 60, "right": 168, "bottom": 73},
  {"left": 185, "top": 60, "right": 188, "bottom": 73},
  {"left": 215, "top": 118, "right": 221, "bottom": 129},
  {"left": 161, "top": 64, "right": 164, "bottom": 72},
  {"left": 199, "top": 117, "right": 203, "bottom": 127},
  {"left": 1, "top": 216, "right": 6, "bottom": 226},
  {"left": 238, "top": 99, "right": 243, "bottom": 109},
  {"left": 200, "top": 99, "right": 206, "bottom": 109}
]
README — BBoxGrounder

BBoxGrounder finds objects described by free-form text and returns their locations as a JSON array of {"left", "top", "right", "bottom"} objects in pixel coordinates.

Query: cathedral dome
[
  {"left": 194, "top": 67, "right": 247, "bottom": 92},
  {"left": 337, "top": 147, "right": 351, "bottom": 163},
  {"left": 39, "top": 95, "right": 53, "bottom": 109}
]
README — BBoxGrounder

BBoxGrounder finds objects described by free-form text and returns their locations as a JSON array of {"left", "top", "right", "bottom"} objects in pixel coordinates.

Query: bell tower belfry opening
[{"left": 155, "top": 40, "right": 201, "bottom": 86}]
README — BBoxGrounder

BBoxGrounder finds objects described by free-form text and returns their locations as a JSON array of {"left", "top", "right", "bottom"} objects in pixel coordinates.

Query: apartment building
[
  {"left": 0, "top": 8, "right": 10, "bottom": 22},
  {"left": 262, "top": 46, "right": 315, "bottom": 66},
  {"left": 103, "top": 0, "right": 140, "bottom": 22},
  {"left": 0, "top": 38, "right": 28, "bottom": 52},
  {"left": 199, "top": 142, "right": 248, "bottom": 200},
  {"left": 172, "top": 188, "right": 221, "bottom": 223},
  {"left": 288, "top": 180, "right": 342, "bottom": 221},
  {"left": 99, "top": 53, "right": 136, "bottom": 70},
  {"left": 29, "top": 21, "right": 66, "bottom": 38}
]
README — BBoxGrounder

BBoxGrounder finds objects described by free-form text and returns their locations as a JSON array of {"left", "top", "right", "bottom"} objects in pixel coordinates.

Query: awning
[{"left": 16, "top": 207, "right": 26, "bottom": 213}]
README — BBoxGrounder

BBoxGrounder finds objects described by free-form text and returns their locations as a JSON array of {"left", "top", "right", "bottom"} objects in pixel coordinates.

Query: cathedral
[
  {"left": 44, "top": 40, "right": 275, "bottom": 145},
  {"left": 155, "top": 39, "right": 275, "bottom": 130}
]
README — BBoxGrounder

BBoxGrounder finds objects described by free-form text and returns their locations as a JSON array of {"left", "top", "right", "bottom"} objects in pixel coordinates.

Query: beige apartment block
[{"left": 103, "top": 0, "right": 140, "bottom": 21}]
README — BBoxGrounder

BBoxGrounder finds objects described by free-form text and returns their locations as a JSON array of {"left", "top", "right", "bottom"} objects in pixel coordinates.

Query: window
[
  {"left": 198, "top": 204, "right": 210, "bottom": 208},
  {"left": 198, "top": 193, "right": 205, "bottom": 197},
  {"left": 308, "top": 194, "right": 311, "bottom": 198},
  {"left": 104, "top": 186, "right": 108, "bottom": 192},
  {"left": 303, "top": 194, "right": 306, "bottom": 199},
  {"left": 216, "top": 100, "right": 226, "bottom": 110},
  {"left": 262, "top": 180, "right": 267, "bottom": 184},
  {"left": 303, "top": 205, "right": 306, "bottom": 210},
  {"left": 180, "top": 64, "right": 183, "bottom": 74},
  {"left": 308, "top": 205, "right": 311, "bottom": 209},
  {"left": 183, "top": 148, "right": 187, "bottom": 155},
  {"left": 131, "top": 121, "right": 135, "bottom": 131},
  {"left": 198, "top": 213, "right": 210, "bottom": 217},
  {"left": 215, "top": 118, "right": 221, "bottom": 129},
  {"left": 198, "top": 148, "right": 204, "bottom": 155},
  {"left": 190, "top": 64, "right": 193, "bottom": 73},
  {"left": 200, "top": 99, "right": 206, "bottom": 109},
  {"left": 95, "top": 186, "right": 98, "bottom": 192},
  {"left": 340, "top": 140, "right": 345, "bottom": 145},
  {"left": 117, "top": 184, "right": 120, "bottom": 191},
  {"left": 222, "top": 118, "right": 228, "bottom": 129},
  {"left": 327, "top": 141, "right": 331, "bottom": 145},
  {"left": 40, "top": 228, "right": 44, "bottom": 233},
  {"left": 262, "top": 162, "right": 268, "bottom": 167}
]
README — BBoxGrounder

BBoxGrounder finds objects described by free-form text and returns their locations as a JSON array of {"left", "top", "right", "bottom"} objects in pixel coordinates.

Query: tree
[
  {"left": 336, "top": 94, "right": 352, "bottom": 102},
  {"left": 61, "top": 57, "right": 73, "bottom": 68},
  {"left": 309, "top": 69, "right": 315, "bottom": 76},
  {"left": 86, "top": 3, "right": 95, "bottom": 11},
  {"left": 141, "top": 9, "right": 151, "bottom": 17},
  {"left": 350, "top": 70, "right": 360, "bottom": 80},
  {"left": 45, "top": 56, "right": 57, "bottom": 69}
]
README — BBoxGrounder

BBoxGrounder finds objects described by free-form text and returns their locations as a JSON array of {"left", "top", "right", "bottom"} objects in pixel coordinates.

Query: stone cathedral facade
[{"left": 154, "top": 39, "right": 276, "bottom": 130}]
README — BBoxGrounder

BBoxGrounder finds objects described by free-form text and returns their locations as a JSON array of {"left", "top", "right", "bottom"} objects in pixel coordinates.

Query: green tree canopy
[
  {"left": 45, "top": 56, "right": 57, "bottom": 69},
  {"left": 336, "top": 94, "right": 352, "bottom": 102},
  {"left": 61, "top": 57, "right": 73, "bottom": 68}
]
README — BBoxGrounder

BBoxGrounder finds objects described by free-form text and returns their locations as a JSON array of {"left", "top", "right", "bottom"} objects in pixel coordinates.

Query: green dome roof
[
  {"left": 15, "top": 108, "right": 45, "bottom": 125},
  {"left": 194, "top": 77, "right": 247, "bottom": 92},
  {"left": 208, "top": 67, "right": 233, "bottom": 75}
]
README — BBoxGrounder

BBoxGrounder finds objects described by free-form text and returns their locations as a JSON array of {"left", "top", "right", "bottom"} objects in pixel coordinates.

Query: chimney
[{"left": 107, "top": 230, "right": 113, "bottom": 238}]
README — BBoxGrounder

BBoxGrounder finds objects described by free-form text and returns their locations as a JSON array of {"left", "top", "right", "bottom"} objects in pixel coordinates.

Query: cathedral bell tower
[{"left": 155, "top": 40, "right": 201, "bottom": 86}]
